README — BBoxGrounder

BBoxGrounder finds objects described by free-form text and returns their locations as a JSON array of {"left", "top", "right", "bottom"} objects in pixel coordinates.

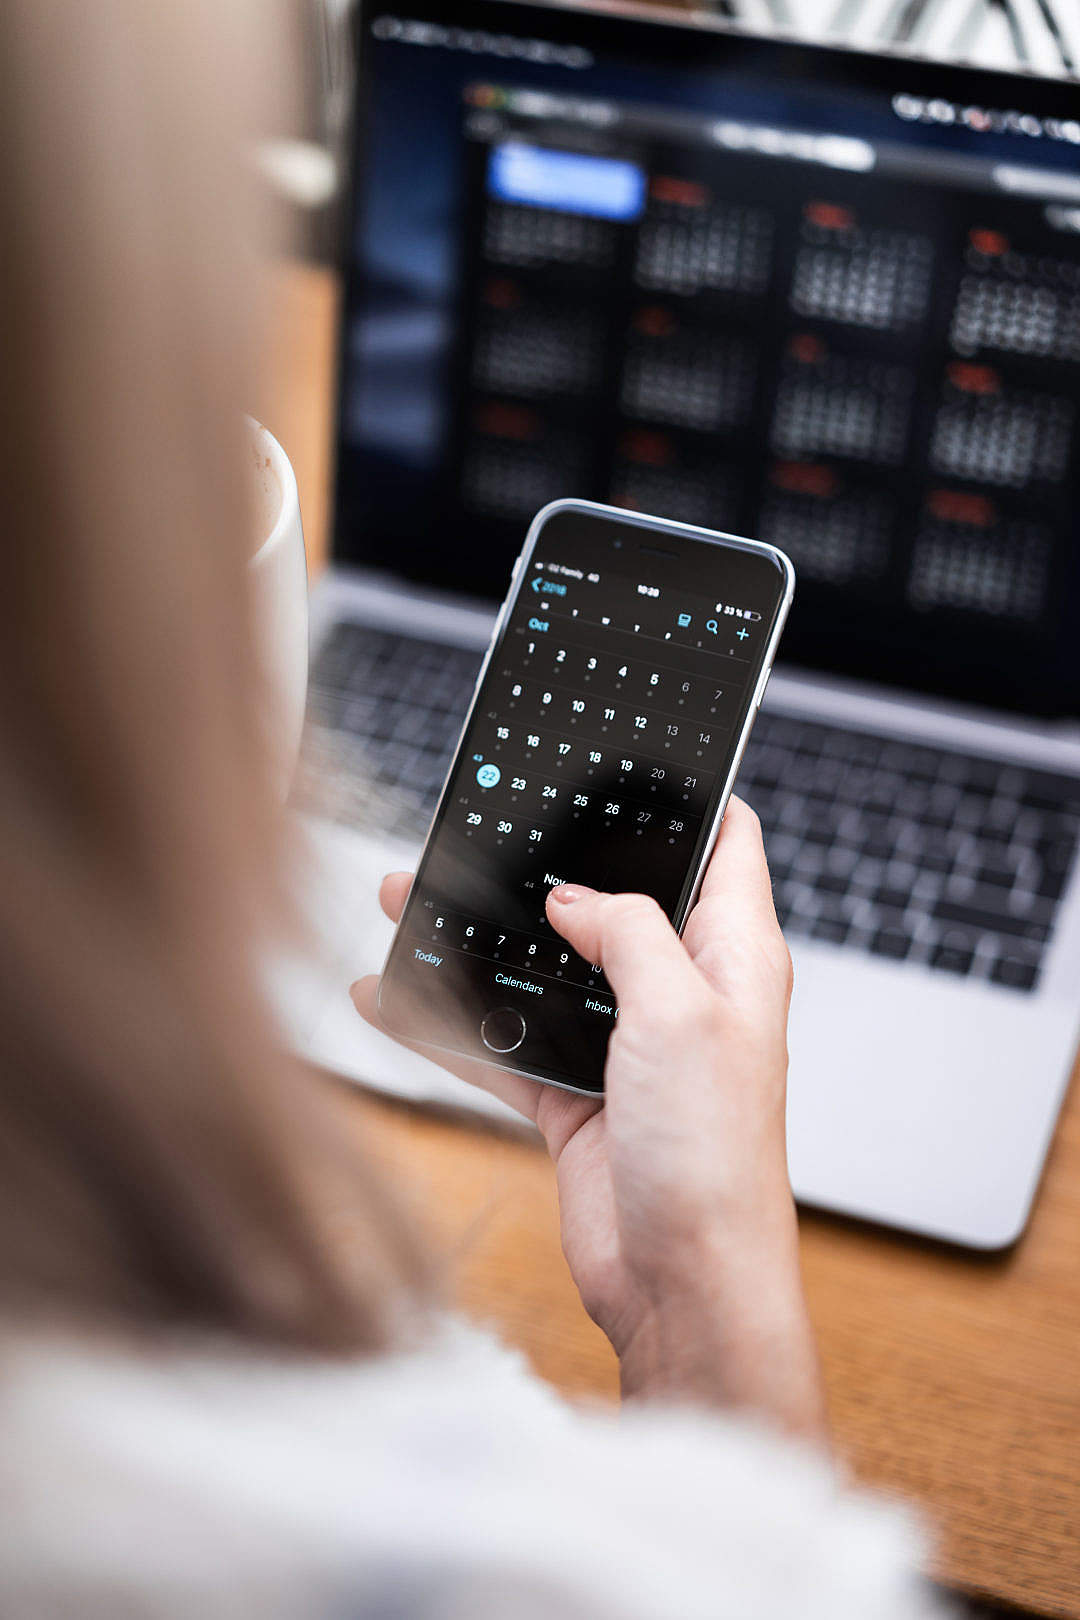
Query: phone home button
[{"left": 480, "top": 1006, "right": 527, "bottom": 1054}]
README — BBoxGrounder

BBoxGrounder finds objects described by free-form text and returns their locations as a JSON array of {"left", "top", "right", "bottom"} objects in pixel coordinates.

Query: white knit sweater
[{"left": 0, "top": 1317, "right": 947, "bottom": 1620}]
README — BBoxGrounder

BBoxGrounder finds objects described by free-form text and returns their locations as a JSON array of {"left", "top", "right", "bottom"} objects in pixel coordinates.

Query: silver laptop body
[{"left": 284, "top": 1, "right": 1080, "bottom": 1248}]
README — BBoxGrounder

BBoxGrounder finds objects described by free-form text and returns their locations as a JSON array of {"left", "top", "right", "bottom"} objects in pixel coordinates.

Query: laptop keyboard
[
  {"left": 739, "top": 715, "right": 1079, "bottom": 993},
  {"left": 305, "top": 622, "right": 484, "bottom": 842},
  {"left": 307, "top": 622, "right": 1080, "bottom": 993}
]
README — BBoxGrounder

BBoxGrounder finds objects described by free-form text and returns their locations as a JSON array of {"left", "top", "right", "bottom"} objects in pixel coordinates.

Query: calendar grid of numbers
[
  {"left": 382, "top": 505, "right": 788, "bottom": 1093},
  {"left": 339, "top": 14, "right": 1080, "bottom": 722}
]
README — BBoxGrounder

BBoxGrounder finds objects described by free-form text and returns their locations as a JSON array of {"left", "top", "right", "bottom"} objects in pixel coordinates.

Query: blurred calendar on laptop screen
[{"left": 338, "top": 10, "right": 1080, "bottom": 718}]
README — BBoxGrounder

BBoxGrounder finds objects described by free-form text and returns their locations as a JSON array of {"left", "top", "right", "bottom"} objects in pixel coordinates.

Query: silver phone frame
[{"left": 377, "top": 497, "right": 796, "bottom": 1097}]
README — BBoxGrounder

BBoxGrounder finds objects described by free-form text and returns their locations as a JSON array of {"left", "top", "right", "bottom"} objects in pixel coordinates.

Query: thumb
[{"left": 546, "top": 885, "right": 703, "bottom": 1012}]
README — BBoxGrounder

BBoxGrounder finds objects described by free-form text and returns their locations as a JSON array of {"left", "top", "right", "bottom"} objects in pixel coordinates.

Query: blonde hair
[{"left": 0, "top": 0, "right": 426, "bottom": 1350}]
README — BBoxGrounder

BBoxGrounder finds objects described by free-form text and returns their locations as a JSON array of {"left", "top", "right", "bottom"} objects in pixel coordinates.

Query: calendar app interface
[{"left": 379, "top": 504, "right": 791, "bottom": 1093}]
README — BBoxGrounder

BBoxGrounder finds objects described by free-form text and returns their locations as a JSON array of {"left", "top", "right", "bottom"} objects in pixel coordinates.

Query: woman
[{"left": 0, "top": 3, "right": 944, "bottom": 1616}]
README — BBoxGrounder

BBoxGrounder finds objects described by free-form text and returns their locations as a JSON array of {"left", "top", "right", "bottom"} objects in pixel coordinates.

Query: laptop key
[
  {"left": 1036, "top": 867, "right": 1070, "bottom": 902},
  {"left": 870, "top": 926, "right": 912, "bottom": 960},
  {"left": 978, "top": 861, "right": 1019, "bottom": 889},
  {"left": 1038, "top": 835, "right": 1078, "bottom": 876},
  {"left": 932, "top": 896, "right": 1049, "bottom": 943},
  {"left": 991, "top": 955, "right": 1040, "bottom": 991},
  {"left": 930, "top": 933, "right": 976, "bottom": 975},
  {"left": 815, "top": 871, "right": 852, "bottom": 895},
  {"left": 874, "top": 885, "right": 914, "bottom": 913}
]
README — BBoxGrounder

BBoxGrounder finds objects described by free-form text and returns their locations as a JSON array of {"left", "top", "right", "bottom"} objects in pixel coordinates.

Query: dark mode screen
[
  {"left": 339, "top": 5, "right": 1080, "bottom": 717},
  {"left": 381, "top": 507, "right": 787, "bottom": 1090}
]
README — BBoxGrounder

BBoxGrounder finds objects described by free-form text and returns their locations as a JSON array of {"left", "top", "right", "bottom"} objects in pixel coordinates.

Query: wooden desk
[{"left": 259, "top": 259, "right": 1080, "bottom": 1620}]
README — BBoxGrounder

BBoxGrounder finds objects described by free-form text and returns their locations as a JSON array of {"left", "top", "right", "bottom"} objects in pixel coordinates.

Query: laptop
[{"left": 290, "top": 0, "right": 1080, "bottom": 1249}]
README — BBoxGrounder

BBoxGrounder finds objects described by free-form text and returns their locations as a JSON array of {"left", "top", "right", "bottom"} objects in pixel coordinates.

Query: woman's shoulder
[{"left": 0, "top": 1319, "right": 944, "bottom": 1620}]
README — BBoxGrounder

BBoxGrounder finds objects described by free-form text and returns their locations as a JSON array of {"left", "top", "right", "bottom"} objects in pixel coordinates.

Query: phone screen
[{"left": 379, "top": 503, "right": 792, "bottom": 1093}]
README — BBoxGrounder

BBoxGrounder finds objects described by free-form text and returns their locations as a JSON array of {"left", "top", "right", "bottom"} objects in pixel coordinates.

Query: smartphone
[{"left": 378, "top": 500, "right": 794, "bottom": 1096}]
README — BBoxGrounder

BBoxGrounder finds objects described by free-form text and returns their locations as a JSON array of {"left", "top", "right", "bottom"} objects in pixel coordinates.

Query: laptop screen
[{"left": 335, "top": 1, "right": 1080, "bottom": 718}]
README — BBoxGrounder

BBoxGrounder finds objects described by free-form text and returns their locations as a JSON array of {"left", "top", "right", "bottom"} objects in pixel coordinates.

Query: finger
[
  {"left": 681, "top": 795, "right": 787, "bottom": 990},
  {"left": 696, "top": 795, "right": 776, "bottom": 920},
  {"left": 350, "top": 974, "right": 546, "bottom": 1124},
  {"left": 378, "top": 871, "right": 414, "bottom": 925},
  {"left": 546, "top": 884, "right": 703, "bottom": 1012},
  {"left": 687, "top": 795, "right": 781, "bottom": 941}
]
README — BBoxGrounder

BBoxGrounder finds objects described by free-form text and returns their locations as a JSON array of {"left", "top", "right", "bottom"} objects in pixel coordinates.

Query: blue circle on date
[{"left": 476, "top": 763, "right": 501, "bottom": 788}]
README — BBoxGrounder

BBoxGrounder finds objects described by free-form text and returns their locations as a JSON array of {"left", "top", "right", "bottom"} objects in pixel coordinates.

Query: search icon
[{"left": 705, "top": 619, "right": 719, "bottom": 634}]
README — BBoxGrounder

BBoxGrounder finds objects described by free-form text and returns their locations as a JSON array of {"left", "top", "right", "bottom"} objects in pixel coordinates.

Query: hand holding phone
[
  {"left": 378, "top": 500, "right": 794, "bottom": 1096},
  {"left": 354, "top": 797, "right": 826, "bottom": 1437}
]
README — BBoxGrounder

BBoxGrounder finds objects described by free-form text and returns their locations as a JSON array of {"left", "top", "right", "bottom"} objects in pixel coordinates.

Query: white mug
[{"left": 247, "top": 418, "right": 308, "bottom": 795}]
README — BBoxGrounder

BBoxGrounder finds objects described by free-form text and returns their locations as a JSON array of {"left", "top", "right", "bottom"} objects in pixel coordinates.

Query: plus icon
[{"left": 736, "top": 627, "right": 750, "bottom": 641}]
